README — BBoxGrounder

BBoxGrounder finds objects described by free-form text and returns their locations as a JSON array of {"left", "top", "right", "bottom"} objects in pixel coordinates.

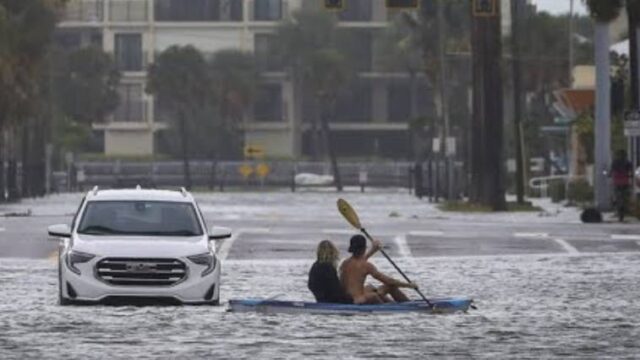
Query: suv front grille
[{"left": 96, "top": 258, "right": 187, "bottom": 286}]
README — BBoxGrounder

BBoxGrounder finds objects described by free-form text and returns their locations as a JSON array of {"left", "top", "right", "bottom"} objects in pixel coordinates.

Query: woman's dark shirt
[{"left": 307, "top": 261, "right": 353, "bottom": 304}]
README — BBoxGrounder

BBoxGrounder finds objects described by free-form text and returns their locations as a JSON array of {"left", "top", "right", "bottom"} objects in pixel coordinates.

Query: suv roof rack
[
  {"left": 180, "top": 187, "right": 188, "bottom": 197},
  {"left": 92, "top": 186, "right": 99, "bottom": 195}
]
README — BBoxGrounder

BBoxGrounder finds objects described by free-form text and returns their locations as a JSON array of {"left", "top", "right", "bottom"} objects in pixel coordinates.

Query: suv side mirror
[
  {"left": 48, "top": 224, "right": 71, "bottom": 239},
  {"left": 209, "top": 226, "right": 232, "bottom": 240}
]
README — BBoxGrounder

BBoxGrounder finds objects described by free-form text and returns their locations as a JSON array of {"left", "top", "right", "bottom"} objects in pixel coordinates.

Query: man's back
[{"left": 339, "top": 257, "right": 369, "bottom": 299}]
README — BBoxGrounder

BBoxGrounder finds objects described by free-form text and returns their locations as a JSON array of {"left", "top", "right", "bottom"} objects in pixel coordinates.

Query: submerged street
[{"left": 1, "top": 191, "right": 639, "bottom": 358}]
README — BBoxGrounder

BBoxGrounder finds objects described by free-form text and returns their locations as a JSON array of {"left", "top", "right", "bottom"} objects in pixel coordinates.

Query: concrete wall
[{"left": 105, "top": 130, "right": 154, "bottom": 155}]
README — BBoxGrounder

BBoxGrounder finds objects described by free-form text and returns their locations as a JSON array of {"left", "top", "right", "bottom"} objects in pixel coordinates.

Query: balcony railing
[
  {"left": 60, "top": 0, "right": 104, "bottom": 22},
  {"left": 115, "top": 50, "right": 149, "bottom": 72},
  {"left": 109, "top": 0, "right": 148, "bottom": 22}
]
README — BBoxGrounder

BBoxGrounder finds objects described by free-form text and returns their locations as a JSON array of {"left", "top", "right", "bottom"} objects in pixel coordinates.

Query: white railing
[
  {"left": 60, "top": 0, "right": 103, "bottom": 22},
  {"left": 109, "top": 0, "right": 148, "bottom": 22},
  {"left": 528, "top": 175, "right": 587, "bottom": 198}
]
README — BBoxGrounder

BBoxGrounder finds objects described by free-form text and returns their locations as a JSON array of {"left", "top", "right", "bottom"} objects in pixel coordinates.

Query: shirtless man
[{"left": 340, "top": 235, "right": 417, "bottom": 304}]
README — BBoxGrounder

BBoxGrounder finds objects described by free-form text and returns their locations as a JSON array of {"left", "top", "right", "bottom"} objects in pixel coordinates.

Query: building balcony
[
  {"left": 109, "top": 0, "right": 149, "bottom": 22},
  {"left": 59, "top": 0, "right": 104, "bottom": 23}
]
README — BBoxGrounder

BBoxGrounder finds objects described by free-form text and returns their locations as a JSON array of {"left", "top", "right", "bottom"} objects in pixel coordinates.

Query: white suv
[{"left": 48, "top": 187, "right": 229, "bottom": 305}]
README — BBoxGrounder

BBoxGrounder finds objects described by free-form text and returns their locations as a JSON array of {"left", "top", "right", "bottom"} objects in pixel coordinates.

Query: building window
[
  {"left": 254, "top": 34, "right": 282, "bottom": 72},
  {"left": 334, "top": 80, "right": 372, "bottom": 123},
  {"left": 337, "top": 30, "right": 372, "bottom": 72},
  {"left": 114, "top": 84, "right": 145, "bottom": 122},
  {"left": 254, "top": 0, "right": 281, "bottom": 21},
  {"left": 155, "top": 0, "right": 242, "bottom": 21},
  {"left": 387, "top": 81, "right": 412, "bottom": 122},
  {"left": 337, "top": 0, "right": 372, "bottom": 22},
  {"left": 115, "top": 33, "right": 143, "bottom": 71},
  {"left": 254, "top": 84, "right": 283, "bottom": 122}
]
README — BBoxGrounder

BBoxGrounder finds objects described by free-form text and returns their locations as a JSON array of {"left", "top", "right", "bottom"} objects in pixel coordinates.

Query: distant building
[{"left": 56, "top": 0, "right": 463, "bottom": 159}]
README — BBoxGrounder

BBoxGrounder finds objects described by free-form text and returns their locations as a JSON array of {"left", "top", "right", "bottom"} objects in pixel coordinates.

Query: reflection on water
[{"left": 0, "top": 254, "right": 639, "bottom": 359}]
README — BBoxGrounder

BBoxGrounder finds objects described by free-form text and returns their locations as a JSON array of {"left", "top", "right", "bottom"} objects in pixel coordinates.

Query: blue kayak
[{"left": 228, "top": 297, "right": 474, "bottom": 315}]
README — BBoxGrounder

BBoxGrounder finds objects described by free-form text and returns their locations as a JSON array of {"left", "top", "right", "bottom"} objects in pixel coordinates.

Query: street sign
[
  {"left": 432, "top": 138, "right": 441, "bottom": 153},
  {"left": 625, "top": 110, "right": 640, "bottom": 122},
  {"left": 244, "top": 144, "right": 265, "bottom": 158},
  {"left": 625, "top": 121, "right": 640, "bottom": 137},
  {"left": 446, "top": 137, "right": 456, "bottom": 156},
  {"left": 238, "top": 164, "right": 254, "bottom": 178},
  {"left": 386, "top": 0, "right": 418, "bottom": 9},
  {"left": 324, "top": 0, "right": 343, "bottom": 10},
  {"left": 255, "top": 163, "right": 270, "bottom": 178},
  {"left": 473, "top": 0, "right": 498, "bottom": 17}
]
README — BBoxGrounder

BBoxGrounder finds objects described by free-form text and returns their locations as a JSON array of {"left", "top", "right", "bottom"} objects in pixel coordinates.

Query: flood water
[{"left": 1, "top": 252, "right": 638, "bottom": 359}]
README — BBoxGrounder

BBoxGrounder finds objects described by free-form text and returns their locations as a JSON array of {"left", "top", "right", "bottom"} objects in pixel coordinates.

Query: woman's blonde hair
[{"left": 316, "top": 240, "right": 340, "bottom": 267}]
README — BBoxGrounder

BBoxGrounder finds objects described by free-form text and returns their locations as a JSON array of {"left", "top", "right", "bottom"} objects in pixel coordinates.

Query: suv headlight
[
  {"left": 66, "top": 250, "right": 95, "bottom": 275},
  {"left": 187, "top": 253, "right": 217, "bottom": 276}
]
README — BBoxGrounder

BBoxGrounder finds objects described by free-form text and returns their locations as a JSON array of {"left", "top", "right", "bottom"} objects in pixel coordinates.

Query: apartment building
[{"left": 56, "top": 0, "right": 451, "bottom": 159}]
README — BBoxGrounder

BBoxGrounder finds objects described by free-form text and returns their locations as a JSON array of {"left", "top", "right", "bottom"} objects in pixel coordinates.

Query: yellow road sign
[
  {"left": 239, "top": 164, "right": 254, "bottom": 178},
  {"left": 256, "top": 163, "right": 270, "bottom": 178},
  {"left": 244, "top": 145, "right": 265, "bottom": 158}
]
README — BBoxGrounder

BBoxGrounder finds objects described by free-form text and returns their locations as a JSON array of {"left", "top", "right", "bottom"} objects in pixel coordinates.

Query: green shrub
[
  {"left": 549, "top": 180, "right": 566, "bottom": 203},
  {"left": 567, "top": 179, "right": 593, "bottom": 205}
]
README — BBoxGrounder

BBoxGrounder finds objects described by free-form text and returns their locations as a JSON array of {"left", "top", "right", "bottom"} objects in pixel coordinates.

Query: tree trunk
[
  {"left": 470, "top": 11, "right": 485, "bottom": 203},
  {"left": 594, "top": 22, "right": 611, "bottom": 210},
  {"left": 511, "top": 0, "right": 526, "bottom": 204},
  {"left": 471, "top": 2, "right": 506, "bottom": 210},
  {"left": 0, "top": 128, "right": 4, "bottom": 202},
  {"left": 21, "top": 121, "right": 31, "bottom": 198},
  {"left": 629, "top": 10, "right": 640, "bottom": 109},
  {"left": 320, "top": 96, "right": 342, "bottom": 192},
  {"left": 178, "top": 110, "right": 192, "bottom": 190}
]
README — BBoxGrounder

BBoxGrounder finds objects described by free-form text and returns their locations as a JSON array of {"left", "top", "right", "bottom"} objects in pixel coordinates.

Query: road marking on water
[
  {"left": 408, "top": 230, "right": 444, "bottom": 237},
  {"left": 394, "top": 234, "right": 413, "bottom": 259},
  {"left": 553, "top": 238, "right": 579, "bottom": 254},
  {"left": 611, "top": 234, "right": 640, "bottom": 241},
  {"left": 321, "top": 229, "right": 354, "bottom": 235},
  {"left": 241, "top": 227, "right": 271, "bottom": 234},
  {"left": 514, "top": 232, "right": 549, "bottom": 239},
  {"left": 217, "top": 231, "right": 241, "bottom": 261}
]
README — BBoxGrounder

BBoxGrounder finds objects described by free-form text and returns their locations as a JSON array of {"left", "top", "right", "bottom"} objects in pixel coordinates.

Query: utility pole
[
  {"left": 437, "top": 0, "right": 453, "bottom": 200},
  {"left": 471, "top": 0, "right": 506, "bottom": 210},
  {"left": 511, "top": 0, "right": 525, "bottom": 204}
]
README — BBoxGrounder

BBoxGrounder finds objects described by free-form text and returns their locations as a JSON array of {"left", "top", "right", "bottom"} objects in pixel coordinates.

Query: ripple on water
[{"left": 0, "top": 254, "right": 639, "bottom": 359}]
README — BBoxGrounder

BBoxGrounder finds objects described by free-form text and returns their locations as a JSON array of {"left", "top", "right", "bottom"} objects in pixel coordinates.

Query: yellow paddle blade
[{"left": 337, "top": 198, "right": 362, "bottom": 229}]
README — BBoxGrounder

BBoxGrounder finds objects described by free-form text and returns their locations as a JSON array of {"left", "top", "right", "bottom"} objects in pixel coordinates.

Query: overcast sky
[{"left": 531, "top": 0, "right": 588, "bottom": 15}]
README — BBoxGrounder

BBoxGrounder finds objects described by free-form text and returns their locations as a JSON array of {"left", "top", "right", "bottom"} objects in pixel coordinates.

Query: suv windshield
[{"left": 77, "top": 201, "right": 203, "bottom": 236}]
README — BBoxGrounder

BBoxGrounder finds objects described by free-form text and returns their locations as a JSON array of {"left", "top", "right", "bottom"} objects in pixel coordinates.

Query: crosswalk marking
[
  {"left": 321, "top": 229, "right": 354, "bottom": 235},
  {"left": 408, "top": 230, "right": 444, "bottom": 237},
  {"left": 217, "top": 231, "right": 241, "bottom": 261},
  {"left": 514, "top": 232, "right": 549, "bottom": 239},
  {"left": 394, "top": 234, "right": 412, "bottom": 259},
  {"left": 611, "top": 234, "right": 640, "bottom": 241},
  {"left": 553, "top": 238, "right": 579, "bottom": 254}
]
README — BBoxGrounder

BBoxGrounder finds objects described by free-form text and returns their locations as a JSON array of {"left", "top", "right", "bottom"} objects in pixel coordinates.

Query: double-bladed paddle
[{"left": 337, "top": 198, "right": 432, "bottom": 307}]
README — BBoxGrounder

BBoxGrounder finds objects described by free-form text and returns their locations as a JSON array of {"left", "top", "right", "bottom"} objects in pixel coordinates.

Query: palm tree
[
  {"left": 627, "top": 0, "right": 640, "bottom": 109},
  {"left": 275, "top": 10, "right": 351, "bottom": 191},
  {"left": 147, "top": 45, "right": 211, "bottom": 190},
  {"left": 209, "top": 49, "right": 258, "bottom": 159},
  {"left": 584, "top": 0, "right": 623, "bottom": 210}
]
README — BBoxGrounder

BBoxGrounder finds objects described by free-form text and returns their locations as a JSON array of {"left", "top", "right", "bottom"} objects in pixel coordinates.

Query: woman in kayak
[{"left": 308, "top": 239, "right": 381, "bottom": 303}]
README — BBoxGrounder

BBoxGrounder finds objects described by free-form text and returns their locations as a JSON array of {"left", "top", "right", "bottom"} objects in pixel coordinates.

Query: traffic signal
[
  {"left": 473, "top": 0, "right": 498, "bottom": 17},
  {"left": 386, "top": 0, "right": 419, "bottom": 9},
  {"left": 324, "top": 0, "right": 343, "bottom": 10}
]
